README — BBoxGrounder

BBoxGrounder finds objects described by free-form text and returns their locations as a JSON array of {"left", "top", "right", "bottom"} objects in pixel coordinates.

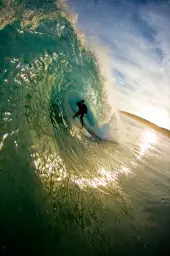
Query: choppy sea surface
[{"left": 0, "top": 1, "right": 170, "bottom": 255}]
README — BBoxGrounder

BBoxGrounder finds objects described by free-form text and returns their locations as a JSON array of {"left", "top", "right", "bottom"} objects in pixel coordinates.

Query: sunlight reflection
[
  {"left": 72, "top": 176, "right": 109, "bottom": 189},
  {"left": 32, "top": 152, "right": 67, "bottom": 182},
  {"left": 32, "top": 147, "right": 132, "bottom": 192},
  {"left": 137, "top": 130, "right": 157, "bottom": 160},
  {"left": 0, "top": 133, "right": 8, "bottom": 151},
  {"left": 71, "top": 166, "right": 132, "bottom": 190},
  {"left": 10, "top": 58, "right": 19, "bottom": 64}
]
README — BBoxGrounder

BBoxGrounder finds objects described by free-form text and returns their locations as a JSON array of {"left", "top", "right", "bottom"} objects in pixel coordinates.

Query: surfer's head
[{"left": 81, "top": 100, "right": 84, "bottom": 103}]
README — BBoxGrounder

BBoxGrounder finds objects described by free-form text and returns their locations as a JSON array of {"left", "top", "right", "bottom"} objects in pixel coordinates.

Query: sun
[{"left": 138, "top": 106, "right": 170, "bottom": 129}]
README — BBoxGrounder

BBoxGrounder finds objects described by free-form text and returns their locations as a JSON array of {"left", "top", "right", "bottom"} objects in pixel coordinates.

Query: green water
[{"left": 0, "top": 1, "right": 170, "bottom": 255}]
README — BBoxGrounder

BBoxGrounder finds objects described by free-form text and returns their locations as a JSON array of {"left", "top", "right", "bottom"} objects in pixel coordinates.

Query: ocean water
[{"left": 0, "top": 1, "right": 170, "bottom": 255}]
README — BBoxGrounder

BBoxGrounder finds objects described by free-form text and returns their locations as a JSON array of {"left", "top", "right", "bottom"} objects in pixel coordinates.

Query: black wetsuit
[{"left": 73, "top": 101, "right": 88, "bottom": 128}]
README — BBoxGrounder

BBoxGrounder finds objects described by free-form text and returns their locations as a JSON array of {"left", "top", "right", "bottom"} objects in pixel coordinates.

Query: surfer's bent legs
[
  {"left": 73, "top": 111, "right": 81, "bottom": 118},
  {"left": 73, "top": 112, "right": 84, "bottom": 128}
]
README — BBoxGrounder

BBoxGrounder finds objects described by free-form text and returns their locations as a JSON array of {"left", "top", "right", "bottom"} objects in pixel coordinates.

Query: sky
[{"left": 68, "top": 0, "right": 170, "bottom": 129}]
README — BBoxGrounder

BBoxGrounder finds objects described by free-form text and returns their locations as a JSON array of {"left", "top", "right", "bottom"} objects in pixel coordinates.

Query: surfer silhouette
[{"left": 73, "top": 100, "right": 88, "bottom": 128}]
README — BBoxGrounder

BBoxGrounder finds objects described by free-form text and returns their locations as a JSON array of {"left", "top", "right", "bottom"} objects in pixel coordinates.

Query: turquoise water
[{"left": 0, "top": 1, "right": 170, "bottom": 255}]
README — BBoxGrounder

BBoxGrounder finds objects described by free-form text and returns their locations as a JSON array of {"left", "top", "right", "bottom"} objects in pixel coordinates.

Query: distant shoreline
[{"left": 120, "top": 111, "right": 170, "bottom": 138}]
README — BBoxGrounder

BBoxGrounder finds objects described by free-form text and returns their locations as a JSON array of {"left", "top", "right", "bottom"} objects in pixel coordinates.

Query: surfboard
[
  {"left": 71, "top": 115, "right": 92, "bottom": 138},
  {"left": 80, "top": 127, "right": 92, "bottom": 138}
]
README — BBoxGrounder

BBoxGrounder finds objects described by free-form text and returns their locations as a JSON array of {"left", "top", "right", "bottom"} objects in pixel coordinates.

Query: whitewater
[{"left": 0, "top": 1, "right": 170, "bottom": 255}]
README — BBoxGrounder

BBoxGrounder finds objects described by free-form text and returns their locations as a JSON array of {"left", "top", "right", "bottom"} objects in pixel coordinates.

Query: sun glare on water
[{"left": 138, "top": 130, "right": 157, "bottom": 160}]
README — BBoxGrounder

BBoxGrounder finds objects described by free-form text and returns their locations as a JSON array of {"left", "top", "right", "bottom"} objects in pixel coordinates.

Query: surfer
[{"left": 73, "top": 100, "right": 88, "bottom": 128}]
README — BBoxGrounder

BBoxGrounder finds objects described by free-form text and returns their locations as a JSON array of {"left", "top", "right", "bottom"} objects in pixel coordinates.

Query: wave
[
  {"left": 0, "top": 2, "right": 138, "bottom": 254},
  {"left": 1, "top": 2, "right": 170, "bottom": 255},
  {"left": 0, "top": 0, "right": 121, "bottom": 182}
]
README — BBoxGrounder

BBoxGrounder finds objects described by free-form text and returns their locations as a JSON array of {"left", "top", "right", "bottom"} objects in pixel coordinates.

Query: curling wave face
[{"left": 0, "top": 1, "right": 142, "bottom": 255}]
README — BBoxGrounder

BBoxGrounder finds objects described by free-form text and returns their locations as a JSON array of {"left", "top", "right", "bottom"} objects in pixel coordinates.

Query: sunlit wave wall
[{"left": 0, "top": 0, "right": 121, "bottom": 217}]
